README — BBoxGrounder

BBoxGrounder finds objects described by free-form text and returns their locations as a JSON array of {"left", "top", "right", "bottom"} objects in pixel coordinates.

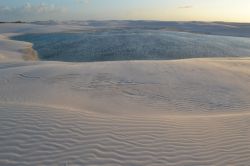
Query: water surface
[{"left": 13, "top": 29, "right": 250, "bottom": 62}]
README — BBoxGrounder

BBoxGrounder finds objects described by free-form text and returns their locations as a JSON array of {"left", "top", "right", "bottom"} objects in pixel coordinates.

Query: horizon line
[{"left": 1, "top": 19, "right": 250, "bottom": 24}]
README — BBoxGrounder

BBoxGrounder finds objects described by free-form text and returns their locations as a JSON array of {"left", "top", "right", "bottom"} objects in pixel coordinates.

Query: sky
[{"left": 0, "top": 0, "right": 250, "bottom": 22}]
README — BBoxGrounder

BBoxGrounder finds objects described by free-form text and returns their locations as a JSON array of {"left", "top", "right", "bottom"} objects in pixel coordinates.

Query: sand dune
[
  {"left": 0, "top": 23, "right": 250, "bottom": 165},
  {"left": 1, "top": 103, "right": 250, "bottom": 166},
  {"left": 0, "top": 59, "right": 250, "bottom": 165},
  {"left": 0, "top": 59, "right": 250, "bottom": 115}
]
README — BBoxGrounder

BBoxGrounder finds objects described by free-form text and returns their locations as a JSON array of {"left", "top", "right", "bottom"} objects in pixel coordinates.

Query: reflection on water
[{"left": 13, "top": 29, "right": 250, "bottom": 62}]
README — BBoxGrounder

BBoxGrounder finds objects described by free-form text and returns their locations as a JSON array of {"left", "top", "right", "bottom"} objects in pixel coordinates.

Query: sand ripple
[
  {"left": 0, "top": 104, "right": 250, "bottom": 165},
  {"left": 0, "top": 59, "right": 250, "bottom": 165}
]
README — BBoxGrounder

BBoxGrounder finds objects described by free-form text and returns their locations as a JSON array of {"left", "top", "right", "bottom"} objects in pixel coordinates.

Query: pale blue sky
[{"left": 0, "top": 0, "right": 250, "bottom": 22}]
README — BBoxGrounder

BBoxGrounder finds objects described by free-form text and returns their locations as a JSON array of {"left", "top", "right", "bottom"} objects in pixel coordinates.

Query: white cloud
[
  {"left": 75, "top": 0, "right": 90, "bottom": 4},
  {"left": 178, "top": 5, "right": 193, "bottom": 9},
  {"left": 24, "top": 2, "right": 32, "bottom": 10},
  {"left": 22, "top": 3, "right": 67, "bottom": 13},
  {"left": 0, "top": 3, "right": 68, "bottom": 21}
]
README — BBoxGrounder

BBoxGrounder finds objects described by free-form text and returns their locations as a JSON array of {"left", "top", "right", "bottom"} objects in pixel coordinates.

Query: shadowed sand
[{"left": 0, "top": 23, "right": 250, "bottom": 165}]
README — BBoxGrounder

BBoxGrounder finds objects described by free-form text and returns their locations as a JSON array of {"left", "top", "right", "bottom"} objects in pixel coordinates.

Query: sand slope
[
  {"left": 0, "top": 59, "right": 250, "bottom": 165},
  {"left": 0, "top": 59, "right": 250, "bottom": 115}
]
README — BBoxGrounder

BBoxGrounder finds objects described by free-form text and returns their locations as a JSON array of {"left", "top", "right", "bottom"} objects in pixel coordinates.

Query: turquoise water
[{"left": 13, "top": 29, "right": 250, "bottom": 62}]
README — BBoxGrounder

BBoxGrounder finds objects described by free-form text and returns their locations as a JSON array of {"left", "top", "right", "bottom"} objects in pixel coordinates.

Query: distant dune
[{"left": 0, "top": 22, "right": 250, "bottom": 165}]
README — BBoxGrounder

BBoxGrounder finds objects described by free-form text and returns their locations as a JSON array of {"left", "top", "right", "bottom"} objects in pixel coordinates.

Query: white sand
[{"left": 0, "top": 23, "right": 250, "bottom": 165}]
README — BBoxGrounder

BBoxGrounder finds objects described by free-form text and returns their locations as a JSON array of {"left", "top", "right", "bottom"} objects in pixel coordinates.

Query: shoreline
[
  {"left": 0, "top": 33, "right": 39, "bottom": 61},
  {"left": 8, "top": 30, "right": 250, "bottom": 63},
  {"left": 1, "top": 22, "right": 250, "bottom": 63}
]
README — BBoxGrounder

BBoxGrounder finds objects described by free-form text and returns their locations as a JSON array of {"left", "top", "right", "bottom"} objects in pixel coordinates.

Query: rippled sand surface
[{"left": 0, "top": 23, "right": 250, "bottom": 165}]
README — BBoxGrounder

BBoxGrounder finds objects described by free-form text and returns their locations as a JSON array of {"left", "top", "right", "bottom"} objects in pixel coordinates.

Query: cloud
[
  {"left": 0, "top": 6, "right": 11, "bottom": 12},
  {"left": 0, "top": 3, "right": 68, "bottom": 21},
  {"left": 75, "top": 0, "right": 90, "bottom": 4},
  {"left": 178, "top": 5, "right": 193, "bottom": 9},
  {"left": 24, "top": 2, "right": 67, "bottom": 13}
]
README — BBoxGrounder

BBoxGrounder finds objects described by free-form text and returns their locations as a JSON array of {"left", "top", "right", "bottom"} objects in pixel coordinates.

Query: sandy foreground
[{"left": 0, "top": 23, "right": 250, "bottom": 165}]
